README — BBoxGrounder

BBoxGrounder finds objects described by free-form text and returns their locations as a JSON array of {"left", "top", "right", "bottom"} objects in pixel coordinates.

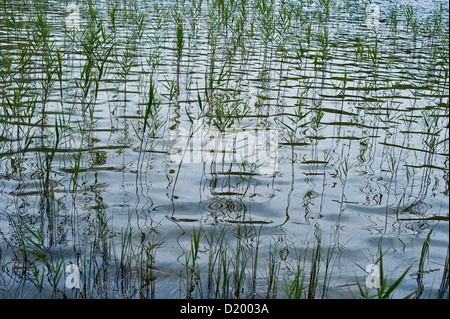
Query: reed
[
  {"left": 414, "top": 227, "right": 434, "bottom": 298},
  {"left": 332, "top": 67, "right": 348, "bottom": 122},
  {"left": 438, "top": 246, "right": 449, "bottom": 299},
  {"left": 306, "top": 236, "right": 321, "bottom": 299},
  {"left": 33, "top": 9, "right": 57, "bottom": 124},
  {"left": 5, "top": 214, "right": 65, "bottom": 297},
  {"left": 249, "top": 225, "right": 262, "bottom": 298},
  {"left": 231, "top": 234, "right": 249, "bottom": 299},
  {"left": 388, "top": 5, "right": 399, "bottom": 34},
  {"left": 206, "top": 227, "right": 226, "bottom": 298},
  {"left": 403, "top": 4, "right": 415, "bottom": 32},
  {"left": 318, "top": 0, "right": 332, "bottom": 20},
  {"left": 108, "top": 1, "right": 119, "bottom": 34},
  {"left": 283, "top": 257, "right": 306, "bottom": 299},
  {"left": 256, "top": 0, "right": 275, "bottom": 47},
  {"left": 142, "top": 75, "right": 164, "bottom": 138},
  {"left": 117, "top": 37, "right": 136, "bottom": 100},
  {"left": 117, "top": 220, "right": 134, "bottom": 297},
  {"left": 137, "top": 228, "right": 162, "bottom": 299},
  {"left": 265, "top": 239, "right": 280, "bottom": 298},
  {"left": 280, "top": 96, "right": 312, "bottom": 162},
  {"left": 210, "top": 99, "right": 240, "bottom": 132},
  {"left": 184, "top": 226, "right": 203, "bottom": 299}
]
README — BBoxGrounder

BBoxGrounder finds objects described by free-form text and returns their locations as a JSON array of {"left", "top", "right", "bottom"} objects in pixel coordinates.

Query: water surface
[{"left": 0, "top": 0, "right": 448, "bottom": 299}]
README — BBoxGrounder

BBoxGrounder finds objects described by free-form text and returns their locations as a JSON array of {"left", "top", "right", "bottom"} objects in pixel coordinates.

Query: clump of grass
[
  {"left": 210, "top": 99, "right": 240, "bottom": 132},
  {"left": 204, "top": 226, "right": 253, "bottom": 299},
  {"left": 265, "top": 238, "right": 281, "bottom": 299},
  {"left": 175, "top": 12, "right": 184, "bottom": 61},
  {"left": 282, "top": 234, "right": 336, "bottom": 299},
  {"left": 137, "top": 228, "right": 162, "bottom": 299},
  {"left": 306, "top": 236, "right": 321, "bottom": 299},
  {"left": 3, "top": 214, "right": 66, "bottom": 298},
  {"left": 75, "top": 13, "right": 115, "bottom": 119},
  {"left": 117, "top": 37, "right": 136, "bottom": 98},
  {"left": 354, "top": 243, "right": 413, "bottom": 299},
  {"left": 283, "top": 256, "right": 306, "bottom": 299},
  {"left": 142, "top": 76, "right": 164, "bottom": 138},
  {"left": 0, "top": 0, "right": 448, "bottom": 301},
  {"left": 279, "top": 95, "right": 312, "bottom": 162},
  {"left": 413, "top": 227, "right": 433, "bottom": 298}
]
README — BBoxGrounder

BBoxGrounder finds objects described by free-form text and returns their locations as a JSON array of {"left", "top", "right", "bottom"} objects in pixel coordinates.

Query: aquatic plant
[{"left": 0, "top": 0, "right": 447, "bottom": 301}]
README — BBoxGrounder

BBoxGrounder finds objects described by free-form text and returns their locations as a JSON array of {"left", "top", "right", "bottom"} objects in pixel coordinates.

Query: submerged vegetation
[{"left": 0, "top": 0, "right": 448, "bottom": 299}]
